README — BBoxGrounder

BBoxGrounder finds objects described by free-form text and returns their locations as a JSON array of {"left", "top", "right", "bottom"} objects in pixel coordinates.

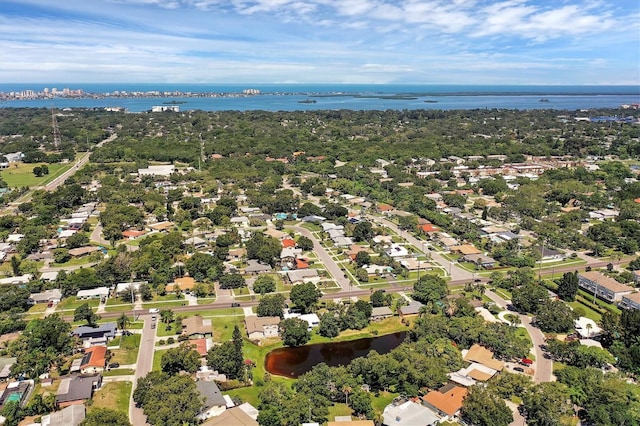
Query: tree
[
  {"left": 257, "top": 293, "right": 286, "bottom": 318},
  {"left": 245, "top": 232, "right": 282, "bottom": 266},
  {"left": 160, "top": 309, "right": 174, "bottom": 325},
  {"left": 80, "top": 408, "right": 131, "bottom": 426},
  {"left": 133, "top": 371, "right": 203, "bottom": 426},
  {"left": 280, "top": 317, "right": 311, "bottom": 347},
  {"left": 116, "top": 313, "right": 130, "bottom": 331},
  {"left": 521, "top": 382, "right": 573, "bottom": 426},
  {"left": 9, "top": 314, "right": 73, "bottom": 378},
  {"left": 253, "top": 275, "right": 276, "bottom": 295},
  {"left": 52, "top": 248, "right": 70, "bottom": 264},
  {"left": 74, "top": 303, "right": 99, "bottom": 327},
  {"left": 32, "top": 166, "right": 43, "bottom": 177},
  {"left": 352, "top": 221, "right": 374, "bottom": 242},
  {"left": 354, "top": 251, "right": 371, "bottom": 268},
  {"left": 185, "top": 252, "right": 219, "bottom": 282},
  {"left": 461, "top": 385, "right": 513, "bottom": 426},
  {"left": 297, "top": 235, "right": 314, "bottom": 252},
  {"left": 534, "top": 300, "right": 576, "bottom": 333},
  {"left": 350, "top": 389, "right": 374, "bottom": 419},
  {"left": 10, "top": 256, "right": 20, "bottom": 276},
  {"left": 289, "top": 282, "right": 322, "bottom": 314},
  {"left": 511, "top": 282, "right": 548, "bottom": 314},
  {"left": 370, "top": 289, "right": 391, "bottom": 307},
  {"left": 161, "top": 342, "right": 201, "bottom": 375},
  {"left": 207, "top": 326, "right": 243, "bottom": 379},
  {"left": 318, "top": 313, "right": 341, "bottom": 338},
  {"left": 412, "top": 274, "right": 448, "bottom": 305},
  {"left": 219, "top": 273, "right": 246, "bottom": 289},
  {"left": 557, "top": 271, "right": 579, "bottom": 301}
]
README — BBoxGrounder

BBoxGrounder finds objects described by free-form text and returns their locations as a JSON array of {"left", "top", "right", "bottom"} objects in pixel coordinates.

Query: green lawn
[
  {"left": 56, "top": 297, "right": 100, "bottom": 311},
  {"left": 1, "top": 161, "right": 75, "bottom": 187},
  {"left": 372, "top": 391, "right": 399, "bottom": 414},
  {"left": 142, "top": 300, "right": 188, "bottom": 309},
  {"left": 52, "top": 256, "right": 98, "bottom": 268},
  {"left": 152, "top": 348, "right": 169, "bottom": 372},
  {"left": 210, "top": 314, "right": 246, "bottom": 343},
  {"left": 109, "top": 334, "right": 141, "bottom": 365},
  {"left": 156, "top": 321, "right": 180, "bottom": 337},
  {"left": 90, "top": 381, "right": 132, "bottom": 416},
  {"left": 103, "top": 368, "right": 136, "bottom": 377}
]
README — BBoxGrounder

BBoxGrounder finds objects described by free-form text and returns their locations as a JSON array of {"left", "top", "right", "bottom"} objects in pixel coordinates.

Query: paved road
[
  {"left": 485, "top": 289, "right": 553, "bottom": 384},
  {"left": 129, "top": 313, "right": 156, "bottom": 426},
  {"left": 291, "top": 225, "right": 351, "bottom": 290},
  {"left": 90, "top": 223, "right": 110, "bottom": 246},
  {"left": 45, "top": 133, "right": 118, "bottom": 191}
]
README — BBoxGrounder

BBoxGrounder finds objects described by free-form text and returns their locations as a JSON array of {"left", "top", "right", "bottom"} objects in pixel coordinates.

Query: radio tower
[{"left": 51, "top": 107, "right": 61, "bottom": 148}]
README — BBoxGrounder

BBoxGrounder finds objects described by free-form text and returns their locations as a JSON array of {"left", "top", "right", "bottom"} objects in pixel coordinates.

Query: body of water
[
  {"left": 1, "top": 84, "right": 638, "bottom": 112},
  {"left": 264, "top": 331, "right": 407, "bottom": 378}
]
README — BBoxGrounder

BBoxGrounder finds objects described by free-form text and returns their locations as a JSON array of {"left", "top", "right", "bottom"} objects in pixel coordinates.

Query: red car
[{"left": 520, "top": 358, "right": 533, "bottom": 366}]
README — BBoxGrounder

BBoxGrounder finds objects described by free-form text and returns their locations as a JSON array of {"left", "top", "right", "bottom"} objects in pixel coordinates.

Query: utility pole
[{"left": 51, "top": 106, "right": 61, "bottom": 149}]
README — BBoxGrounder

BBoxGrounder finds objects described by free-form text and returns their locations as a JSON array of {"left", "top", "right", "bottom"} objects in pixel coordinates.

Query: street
[{"left": 129, "top": 313, "right": 156, "bottom": 426}]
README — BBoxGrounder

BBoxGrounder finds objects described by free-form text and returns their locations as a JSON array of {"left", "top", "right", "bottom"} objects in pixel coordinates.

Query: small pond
[{"left": 265, "top": 331, "right": 406, "bottom": 378}]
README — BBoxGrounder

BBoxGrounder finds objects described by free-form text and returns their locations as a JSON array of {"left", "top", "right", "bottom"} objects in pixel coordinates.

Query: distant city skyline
[{"left": 1, "top": 0, "right": 639, "bottom": 85}]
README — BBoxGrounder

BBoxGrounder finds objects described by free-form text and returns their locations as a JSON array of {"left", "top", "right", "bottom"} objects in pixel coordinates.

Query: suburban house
[
  {"left": 245, "top": 316, "right": 280, "bottom": 340},
  {"left": 0, "top": 274, "right": 32, "bottom": 285},
  {"left": 371, "top": 306, "right": 393, "bottom": 321},
  {"left": 122, "top": 229, "right": 147, "bottom": 240},
  {"left": 40, "top": 404, "right": 86, "bottom": 426},
  {"left": 56, "top": 374, "right": 102, "bottom": 408},
  {"left": 463, "top": 344, "right": 505, "bottom": 372},
  {"left": 328, "top": 420, "right": 374, "bottom": 426},
  {"left": 399, "top": 301, "right": 424, "bottom": 317},
  {"left": 422, "top": 383, "right": 468, "bottom": 421},
  {"left": 72, "top": 323, "right": 117, "bottom": 342},
  {"left": 244, "top": 260, "right": 272, "bottom": 274},
  {"left": 0, "top": 357, "right": 17, "bottom": 382},
  {"left": 147, "top": 221, "right": 175, "bottom": 233},
  {"left": 620, "top": 292, "right": 640, "bottom": 311},
  {"left": 191, "top": 338, "right": 212, "bottom": 357},
  {"left": 531, "top": 246, "right": 566, "bottom": 261},
  {"left": 461, "top": 253, "right": 497, "bottom": 269},
  {"left": 76, "top": 287, "right": 110, "bottom": 301},
  {"left": 577, "top": 271, "right": 634, "bottom": 303},
  {"left": 68, "top": 246, "right": 102, "bottom": 258},
  {"left": 196, "top": 381, "right": 227, "bottom": 420},
  {"left": 285, "top": 269, "right": 319, "bottom": 285},
  {"left": 182, "top": 316, "right": 213, "bottom": 339},
  {"left": 201, "top": 405, "right": 259, "bottom": 426},
  {"left": 168, "top": 276, "right": 196, "bottom": 292},
  {"left": 450, "top": 245, "right": 481, "bottom": 256},
  {"left": 79, "top": 346, "right": 107, "bottom": 374},
  {"left": 386, "top": 243, "right": 409, "bottom": 258},
  {"left": 283, "top": 312, "right": 320, "bottom": 330},
  {"left": 382, "top": 400, "right": 440, "bottom": 426},
  {"left": 29, "top": 288, "right": 62, "bottom": 305}
]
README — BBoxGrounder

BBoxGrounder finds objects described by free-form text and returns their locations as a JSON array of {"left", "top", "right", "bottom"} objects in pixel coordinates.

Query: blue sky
[{"left": 1, "top": 0, "right": 638, "bottom": 84}]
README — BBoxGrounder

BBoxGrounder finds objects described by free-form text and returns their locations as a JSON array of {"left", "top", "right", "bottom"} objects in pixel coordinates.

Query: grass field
[
  {"left": 103, "top": 368, "right": 136, "bottom": 377},
  {"left": 109, "top": 334, "right": 141, "bottom": 365},
  {"left": 0, "top": 161, "right": 74, "bottom": 187},
  {"left": 89, "top": 381, "right": 132, "bottom": 416},
  {"left": 152, "top": 348, "right": 169, "bottom": 372}
]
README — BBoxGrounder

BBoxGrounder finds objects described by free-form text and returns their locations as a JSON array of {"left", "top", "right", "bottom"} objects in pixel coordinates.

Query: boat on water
[
  {"left": 539, "top": 98, "right": 550, "bottom": 102},
  {"left": 297, "top": 99, "right": 317, "bottom": 104}
]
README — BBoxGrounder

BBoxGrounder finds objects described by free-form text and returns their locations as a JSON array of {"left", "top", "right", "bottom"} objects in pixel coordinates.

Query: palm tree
[
  {"left": 117, "top": 313, "right": 131, "bottom": 332},
  {"left": 586, "top": 323, "right": 593, "bottom": 338},
  {"left": 342, "top": 385, "right": 352, "bottom": 407}
]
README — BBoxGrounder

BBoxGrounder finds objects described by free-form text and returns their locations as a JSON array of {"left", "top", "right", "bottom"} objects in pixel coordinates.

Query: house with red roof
[
  {"left": 122, "top": 229, "right": 147, "bottom": 240},
  {"left": 281, "top": 238, "right": 296, "bottom": 248},
  {"left": 422, "top": 383, "right": 468, "bottom": 421},
  {"left": 419, "top": 224, "right": 439, "bottom": 234},
  {"left": 295, "top": 258, "right": 309, "bottom": 269},
  {"left": 80, "top": 346, "right": 107, "bottom": 374}
]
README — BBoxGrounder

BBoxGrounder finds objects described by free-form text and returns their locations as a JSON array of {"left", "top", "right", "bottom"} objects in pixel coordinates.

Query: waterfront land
[{"left": 0, "top": 107, "right": 638, "bottom": 426}]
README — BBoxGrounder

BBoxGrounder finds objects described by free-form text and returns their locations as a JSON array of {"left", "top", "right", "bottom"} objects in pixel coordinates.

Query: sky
[{"left": 1, "top": 0, "right": 639, "bottom": 85}]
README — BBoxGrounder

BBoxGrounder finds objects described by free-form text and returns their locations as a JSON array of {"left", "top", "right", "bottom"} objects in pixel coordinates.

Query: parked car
[
  {"left": 513, "top": 366, "right": 525, "bottom": 372},
  {"left": 520, "top": 358, "right": 533, "bottom": 366},
  {"left": 109, "top": 362, "right": 120, "bottom": 369},
  {"left": 231, "top": 302, "right": 240, "bottom": 307},
  {"left": 149, "top": 308, "right": 160, "bottom": 314}
]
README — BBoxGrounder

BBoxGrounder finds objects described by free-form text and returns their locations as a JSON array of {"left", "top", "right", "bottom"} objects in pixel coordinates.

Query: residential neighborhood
[{"left": 0, "top": 107, "right": 638, "bottom": 426}]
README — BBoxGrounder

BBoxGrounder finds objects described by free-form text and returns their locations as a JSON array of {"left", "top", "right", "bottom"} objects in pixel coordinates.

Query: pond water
[{"left": 264, "top": 331, "right": 407, "bottom": 378}]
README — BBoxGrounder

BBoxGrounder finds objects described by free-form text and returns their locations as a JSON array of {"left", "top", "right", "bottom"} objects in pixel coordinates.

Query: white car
[{"left": 149, "top": 308, "right": 159, "bottom": 314}]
